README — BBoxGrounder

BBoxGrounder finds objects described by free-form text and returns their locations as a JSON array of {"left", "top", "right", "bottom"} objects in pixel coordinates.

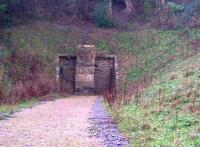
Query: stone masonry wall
[
  {"left": 95, "top": 57, "right": 113, "bottom": 94},
  {"left": 58, "top": 46, "right": 119, "bottom": 95},
  {"left": 59, "top": 56, "right": 76, "bottom": 93},
  {"left": 75, "top": 46, "right": 96, "bottom": 95}
]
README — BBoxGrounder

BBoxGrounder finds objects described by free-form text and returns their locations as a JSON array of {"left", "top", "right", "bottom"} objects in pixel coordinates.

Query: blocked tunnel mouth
[
  {"left": 59, "top": 56, "right": 118, "bottom": 95},
  {"left": 58, "top": 47, "right": 119, "bottom": 96}
]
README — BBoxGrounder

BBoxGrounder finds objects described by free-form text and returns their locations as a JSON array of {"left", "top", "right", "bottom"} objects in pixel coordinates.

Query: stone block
[
  {"left": 76, "top": 66, "right": 95, "bottom": 74},
  {"left": 59, "top": 46, "right": 118, "bottom": 95},
  {"left": 75, "top": 81, "right": 95, "bottom": 89},
  {"left": 75, "top": 73, "right": 94, "bottom": 82},
  {"left": 76, "top": 46, "right": 96, "bottom": 66}
]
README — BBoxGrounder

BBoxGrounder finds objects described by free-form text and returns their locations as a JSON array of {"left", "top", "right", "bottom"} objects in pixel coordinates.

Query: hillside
[
  {"left": 0, "top": 14, "right": 199, "bottom": 147},
  {"left": 1, "top": 21, "right": 200, "bottom": 102},
  {"left": 111, "top": 52, "right": 200, "bottom": 146},
  {"left": 0, "top": 0, "right": 200, "bottom": 146},
  {"left": 0, "top": 22, "right": 198, "bottom": 97}
]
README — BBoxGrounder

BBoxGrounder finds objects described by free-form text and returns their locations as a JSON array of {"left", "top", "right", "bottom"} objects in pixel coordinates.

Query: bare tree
[
  {"left": 125, "top": 0, "right": 133, "bottom": 13},
  {"left": 109, "top": 0, "right": 112, "bottom": 17}
]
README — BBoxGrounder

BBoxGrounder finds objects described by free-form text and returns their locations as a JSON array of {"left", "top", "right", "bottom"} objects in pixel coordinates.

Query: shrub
[
  {"left": 0, "top": 62, "right": 5, "bottom": 103},
  {"left": 0, "top": 0, "right": 37, "bottom": 26},
  {"left": 168, "top": 2, "right": 184, "bottom": 13},
  {"left": 1, "top": 49, "right": 56, "bottom": 104},
  {"left": 10, "top": 82, "right": 27, "bottom": 103},
  {"left": 0, "top": 84, "right": 3, "bottom": 102},
  {"left": 95, "top": 0, "right": 114, "bottom": 28},
  {"left": 8, "top": 73, "right": 55, "bottom": 104},
  {"left": 0, "top": 4, "right": 7, "bottom": 12},
  {"left": 143, "top": 0, "right": 156, "bottom": 20},
  {"left": 0, "top": 1, "right": 9, "bottom": 26}
]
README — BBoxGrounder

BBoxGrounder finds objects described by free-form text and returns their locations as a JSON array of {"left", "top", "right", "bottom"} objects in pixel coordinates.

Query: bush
[
  {"left": 0, "top": 4, "right": 7, "bottom": 12},
  {"left": 0, "top": 1, "right": 9, "bottom": 26},
  {"left": 0, "top": 0, "right": 39, "bottom": 27},
  {"left": 0, "top": 84, "right": 3, "bottom": 102},
  {"left": 143, "top": 0, "right": 156, "bottom": 20},
  {"left": 168, "top": 2, "right": 184, "bottom": 13},
  {"left": 8, "top": 73, "right": 55, "bottom": 104},
  {"left": 1, "top": 49, "right": 56, "bottom": 104},
  {"left": 95, "top": 0, "right": 114, "bottom": 28}
]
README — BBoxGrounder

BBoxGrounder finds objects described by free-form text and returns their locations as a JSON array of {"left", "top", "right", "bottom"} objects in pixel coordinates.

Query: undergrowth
[
  {"left": 0, "top": 99, "right": 38, "bottom": 114},
  {"left": 96, "top": 28, "right": 197, "bottom": 83},
  {"left": 0, "top": 22, "right": 80, "bottom": 103},
  {"left": 111, "top": 53, "right": 200, "bottom": 146},
  {"left": 0, "top": 21, "right": 199, "bottom": 105}
]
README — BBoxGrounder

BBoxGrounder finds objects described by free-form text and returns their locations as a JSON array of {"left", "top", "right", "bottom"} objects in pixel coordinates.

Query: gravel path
[
  {"left": 0, "top": 96, "right": 104, "bottom": 147},
  {"left": 0, "top": 96, "right": 128, "bottom": 147},
  {"left": 89, "top": 97, "right": 129, "bottom": 147}
]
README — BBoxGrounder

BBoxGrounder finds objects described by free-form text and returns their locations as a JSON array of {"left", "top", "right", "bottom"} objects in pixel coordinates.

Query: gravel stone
[
  {"left": 0, "top": 96, "right": 104, "bottom": 147},
  {"left": 0, "top": 96, "right": 128, "bottom": 147},
  {"left": 89, "top": 97, "right": 129, "bottom": 147}
]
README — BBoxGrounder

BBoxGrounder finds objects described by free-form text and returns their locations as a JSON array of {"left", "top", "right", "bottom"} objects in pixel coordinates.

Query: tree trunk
[
  {"left": 161, "top": 0, "right": 165, "bottom": 6},
  {"left": 108, "top": 0, "right": 112, "bottom": 17},
  {"left": 125, "top": 0, "right": 132, "bottom": 13}
]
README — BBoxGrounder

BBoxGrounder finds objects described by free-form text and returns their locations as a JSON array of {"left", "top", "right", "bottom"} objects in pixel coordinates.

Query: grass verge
[
  {"left": 0, "top": 99, "right": 39, "bottom": 115},
  {"left": 111, "top": 53, "right": 200, "bottom": 146}
]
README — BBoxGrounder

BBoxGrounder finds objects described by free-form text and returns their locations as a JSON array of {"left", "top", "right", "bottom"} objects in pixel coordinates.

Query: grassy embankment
[
  {"left": 0, "top": 99, "right": 38, "bottom": 114},
  {"left": 0, "top": 22, "right": 200, "bottom": 146},
  {"left": 0, "top": 93, "right": 63, "bottom": 118},
  {"left": 108, "top": 29, "right": 200, "bottom": 146},
  {"left": 0, "top": 22, "right": 81, "bottom": 103},
  {"left": 2, "top": 22, "right": 193, "bottom": 103},
  {"left": 1, "top": 22, "right": 198, "bottom": 85}
]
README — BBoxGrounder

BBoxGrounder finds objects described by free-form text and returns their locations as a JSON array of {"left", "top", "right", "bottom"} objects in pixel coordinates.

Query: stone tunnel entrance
[{"left": 58, "top": 45, "right": 119, "bottom": 95}]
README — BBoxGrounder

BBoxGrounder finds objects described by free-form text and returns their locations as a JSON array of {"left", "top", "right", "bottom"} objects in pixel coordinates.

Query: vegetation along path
[{"left": 0, "top": 96, "right": 128, "bottom": 147}]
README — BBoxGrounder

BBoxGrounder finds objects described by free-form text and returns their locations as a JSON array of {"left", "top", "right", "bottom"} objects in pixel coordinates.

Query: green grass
[
  {"left": 1, "top": 22, "right": 80, "bottom": 63},
  {"left": 0, "top": 99, "right": 39, "bottom": 114},
  {"left": 1, "top": 23, "right": 198, "bottom": 83},
  {"left": 1, "top": 23, "right": 200, "bottom": 146},
  {"left": 1, "top": 22, "right": 199, "bottom": 76},
  {"left": 113, "top": 104, "right": 200, "bottom": 146},
  {"left": 188, "top": 28, "right": 200, "bottom": 40},
  {"left": 0, "top": 22, "right": 83, "bottom": 100},
  {"left": 111, "top": 53, "right": 200, "bottom": 146},
  {"left": 96, "top": 28, "right": 199, "bottom": 83}
]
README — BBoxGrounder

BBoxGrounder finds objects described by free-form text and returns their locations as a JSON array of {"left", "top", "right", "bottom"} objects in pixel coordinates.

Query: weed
[
  {"left": 0, "top": 99, "right": 38, "bottom": 114},
  {"left": 111, "top": 52, "right": 200, "bottom": 146}
]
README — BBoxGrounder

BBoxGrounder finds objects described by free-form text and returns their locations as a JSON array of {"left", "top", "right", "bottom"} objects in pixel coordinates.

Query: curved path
[{"left": 0, "top": 96, "right": 128, "bottom": 147}]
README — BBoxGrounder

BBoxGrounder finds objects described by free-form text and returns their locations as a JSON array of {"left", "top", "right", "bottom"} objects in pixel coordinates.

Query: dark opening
[
  {"left": 59, "top": 56, "right": 76, "bottom": 94},
  {"left": 59, "top": 55, "right": 117, "bottom": 95},
  {"left": 112, "top": 0, "right": 126, "bottom": 11},
  {"left": 95, "top": 57, "right": 114, "bottom": 95}
]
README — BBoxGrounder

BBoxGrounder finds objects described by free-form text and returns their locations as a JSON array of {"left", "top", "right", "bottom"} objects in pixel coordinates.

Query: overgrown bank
[
  {"left": 0, "top": 21, "right": 200, "bottom": 104},
  {"left": 0, "top": 22, "right": 79, "bottom": 103},
  {"left": 111, "top": 52, "right": 200, "bottom": 146},
  {"left": 0, "top": 19, "right": 199, "bottom": 146}
]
